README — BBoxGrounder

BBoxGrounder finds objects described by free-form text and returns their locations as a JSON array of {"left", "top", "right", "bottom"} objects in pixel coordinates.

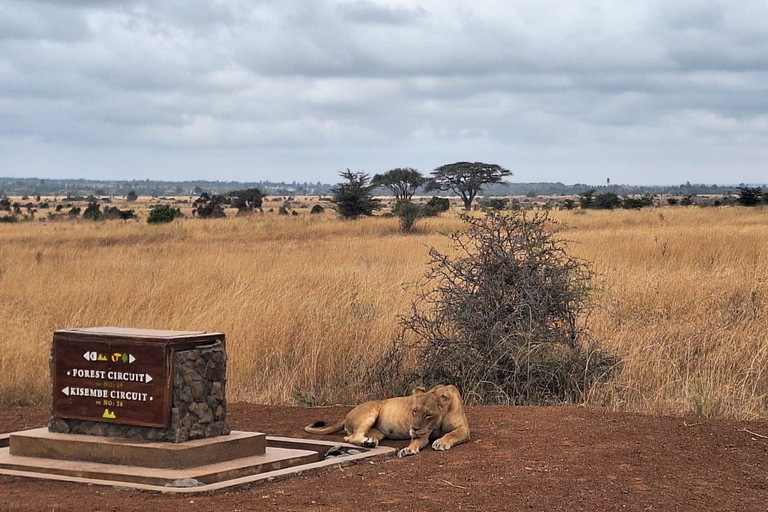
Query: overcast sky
[{"left": 1, "top": 0, "right": 767, "bottom": 185}]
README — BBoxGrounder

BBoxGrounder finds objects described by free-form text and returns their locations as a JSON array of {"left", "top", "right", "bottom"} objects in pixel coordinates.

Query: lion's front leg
[
  {"left": 432, "top": 425, "right": 470, "bottom": 451},
  {"left": 397, "top": 435, "right": 430, "bottom": 458}
]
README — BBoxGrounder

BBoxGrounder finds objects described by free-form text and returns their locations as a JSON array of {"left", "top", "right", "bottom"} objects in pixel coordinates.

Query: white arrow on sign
[
  {"left": 145, "top": 373, "right": 153, "bottom": 383},
  {"left": 62, "top": 387, "right": 70, "bottom": 396},
  {"left": 129, "top": 354, "right": 136, "bottom": 364},
  {"left": 83, "top": 351, "right": 97, "bottom": 362}
]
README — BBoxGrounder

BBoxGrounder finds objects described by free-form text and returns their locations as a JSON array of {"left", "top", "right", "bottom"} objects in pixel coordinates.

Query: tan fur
[{"left": 304, "top": 385, "right": 470, "bottom": 458}]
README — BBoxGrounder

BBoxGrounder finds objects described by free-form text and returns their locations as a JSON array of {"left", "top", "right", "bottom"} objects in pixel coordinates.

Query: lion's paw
[
  {"left": 361, "top": 437, "right": 379, "bottom": 448},
  {"left": 397, "top": 447, "right": 419, "bottom": 458},
  {"left": 432, "top": 439, "right": 452, "bottom": 451}
]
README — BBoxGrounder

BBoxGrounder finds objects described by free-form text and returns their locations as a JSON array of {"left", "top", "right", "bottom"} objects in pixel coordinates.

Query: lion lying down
[{"left": 304, "top": 384, "right": 470, "bottom": 458}]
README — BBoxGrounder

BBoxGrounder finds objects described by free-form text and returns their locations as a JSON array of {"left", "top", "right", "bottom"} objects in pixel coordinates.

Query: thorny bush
[{"left": 369, "top": 211, "right": 619, "bottom": 405}]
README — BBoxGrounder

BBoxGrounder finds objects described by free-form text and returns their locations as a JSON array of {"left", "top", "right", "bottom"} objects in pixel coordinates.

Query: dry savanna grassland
[{"left": 0, "top": 197, "right": 766, "bottom": 420}]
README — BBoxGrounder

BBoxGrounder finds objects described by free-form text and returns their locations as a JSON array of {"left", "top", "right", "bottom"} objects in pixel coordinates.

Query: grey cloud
[
  {"left": 0, "top": 1, "right": 90, "bottom": 41},
  {"left": 337, "top": 1, "right": 425, "bottom": 25},
  {"left": 0, "top": 0, "right": 767, "bottom": 184}
]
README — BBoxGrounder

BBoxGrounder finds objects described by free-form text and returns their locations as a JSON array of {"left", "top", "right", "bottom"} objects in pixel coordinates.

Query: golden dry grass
[{"left": 0, "top": 206, "right": 766, "bottom": 419}]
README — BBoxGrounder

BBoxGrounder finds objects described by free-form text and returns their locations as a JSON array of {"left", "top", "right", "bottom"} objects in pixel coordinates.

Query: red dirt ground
[{"left": 2, "top": 403, "right": 768, "bottom": 511}]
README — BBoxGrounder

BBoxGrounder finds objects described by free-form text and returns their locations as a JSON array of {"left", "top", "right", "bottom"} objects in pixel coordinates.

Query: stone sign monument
[{"left": 49, "top": 327, "right": 230, "bottom": 442}]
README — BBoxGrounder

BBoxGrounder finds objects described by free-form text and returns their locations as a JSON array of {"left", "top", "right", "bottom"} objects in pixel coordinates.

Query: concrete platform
[
  {"left": 9, "top": 428, "right": 266, "bottom": 469},
  {"left": 0, "top": 431, "right": 395, "bottom": 493}
]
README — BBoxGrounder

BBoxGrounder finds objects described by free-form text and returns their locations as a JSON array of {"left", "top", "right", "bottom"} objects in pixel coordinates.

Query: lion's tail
[{"left": 304, "top": 420, "right": 345, "bottom": 435}]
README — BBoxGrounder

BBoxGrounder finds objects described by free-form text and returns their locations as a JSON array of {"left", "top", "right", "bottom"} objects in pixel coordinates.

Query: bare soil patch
[{"left": 2, "top": 404, "right": 767, "bottom": 511}]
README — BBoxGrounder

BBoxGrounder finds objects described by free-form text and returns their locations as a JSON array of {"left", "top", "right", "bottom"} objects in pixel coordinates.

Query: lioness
[{"left": 304, "top": 384, "right": 470, "bottom": 458}]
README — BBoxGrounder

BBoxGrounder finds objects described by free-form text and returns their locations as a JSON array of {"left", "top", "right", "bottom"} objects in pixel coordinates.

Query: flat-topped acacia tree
[
  {"left": 371, "top": 168, "right": 424, "bottom": 201},
  {"left": 426, "top": 162, "right": 512, "bottom": 210}
]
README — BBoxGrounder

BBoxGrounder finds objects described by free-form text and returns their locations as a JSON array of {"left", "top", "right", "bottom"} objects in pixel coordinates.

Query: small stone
[
  {"left": 197, "top": 402, "right": 213, "bottom": 424},
  {"left": 203, "top": 360, "right": 218, "bottom": 380},
  {"left": 175, "top": 428, "right": 189, "bottom": 443},
  {"left": 125, "top": 427, "right": 145, "bottom": 441},
  {"left": 179, "top": 361, "right": 196, "bottom": 385},
  {"left": 181, "top": 412, "right": 192, "bottom": 429},
  {"left": 190, "top": 379, "right": 205, "bottom": 400},
  {"left": 108, "top": 424, "right": 128, "bottom": 438},
  {"left": 166, "top": 478, "right": 204, "bottom": 488},
  {"left": 146, "top": 428, "right": 163, "bottom": 441},
  {"left": 71, "top": 422, "right": 89, "bottom": 435},
  {"left": 211, "top": 382, "right": 224, "bottom": 401},
  {"left": 181, "top": 384, "right": 193, "bottom": 403},
  {"left": 48, "top": 418, "right": 70, "bottom": 434},
  {"left": 86, "top": 423, "right": 109, "bottom": 437},
  {"left": 193, "top": 357, "right": 206, "bottom": 375},
  {"left": 189, "top": 424, "right": 205, "bottom": 439},
  {"left": 203, "top": 379, "right": 212, "bottom": 398},
  {"left": 173, "top": 403, "right": 189, "bottom": 428}
]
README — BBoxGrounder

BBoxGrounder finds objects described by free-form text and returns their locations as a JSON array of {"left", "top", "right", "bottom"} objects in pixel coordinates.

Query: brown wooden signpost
[{"left": 52, "top": 327, "right": 225, "bottom": 429}]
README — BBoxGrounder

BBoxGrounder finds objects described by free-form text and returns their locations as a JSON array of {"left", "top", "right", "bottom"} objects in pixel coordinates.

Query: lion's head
[{"left": 408, "top": 390, "right": 447, "bottom": 438}]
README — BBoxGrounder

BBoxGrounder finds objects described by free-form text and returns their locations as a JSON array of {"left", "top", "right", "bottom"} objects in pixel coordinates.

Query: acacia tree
[
  {"left": 330, "top": 170, "right": 382, "bottom": 219},
  {"left": 426, "top": 162, "right": 511, "bottom": 210},
  {"left": 372, "top": 168, "right": 424, "bottom": 201}
]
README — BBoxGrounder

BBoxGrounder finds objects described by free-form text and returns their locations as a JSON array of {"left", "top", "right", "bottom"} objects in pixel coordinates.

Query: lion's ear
[
  {"left": 438, "top": 390, "right": 452, "bottom": 405},
  {"left": 412, "top": 386, "right": 426, "bottom": 395}
]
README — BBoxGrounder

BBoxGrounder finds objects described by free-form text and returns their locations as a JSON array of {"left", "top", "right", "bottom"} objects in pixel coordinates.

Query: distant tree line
[
  {"left": 0, "top": 177, "right": 333, "bottom": 198},
  {"left": 571, "top": 186, "right": 767, "bottom": 210},
  {"left": 3, "top": 176, "right": 763, "bottom": 201}
]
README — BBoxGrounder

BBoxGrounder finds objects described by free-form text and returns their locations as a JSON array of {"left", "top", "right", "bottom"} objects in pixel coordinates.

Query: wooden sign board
[{"left": 52, "top": 327, "right": 225, "bottom": 429}]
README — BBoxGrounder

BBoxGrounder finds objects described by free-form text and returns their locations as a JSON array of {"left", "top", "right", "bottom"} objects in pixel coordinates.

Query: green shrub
[
  {"left": 736, "top": 186, "right": 765, "bottom": 206},
  {"left": 369, "top": 211, "right": 619, "bottom": 405},
  {"left": 192, "top": 193, "right": 226, "bottom": 218},
  {"left": 423, "top": 196, "right": 450, "bottom": 216},
  {"left": 622, "top": 195, "right": 655, "bottom": 209},
  {"left": 82, "top": 201, "right": 101, "bottom": 220},
  {"left": 394, "top": 200, "right": 421, "bottom": 233},
  {"left": 593, "top": 192, "right": 622, "bottom": 209},
  {"left": 147, "top": 205, "right": 182, "bottom": 224},
  {"left": 102, "top": 206, "right": 135, "bottom": 221},
  {"left": 479, "top": 197, "right": 508, "bottom": 210}
]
